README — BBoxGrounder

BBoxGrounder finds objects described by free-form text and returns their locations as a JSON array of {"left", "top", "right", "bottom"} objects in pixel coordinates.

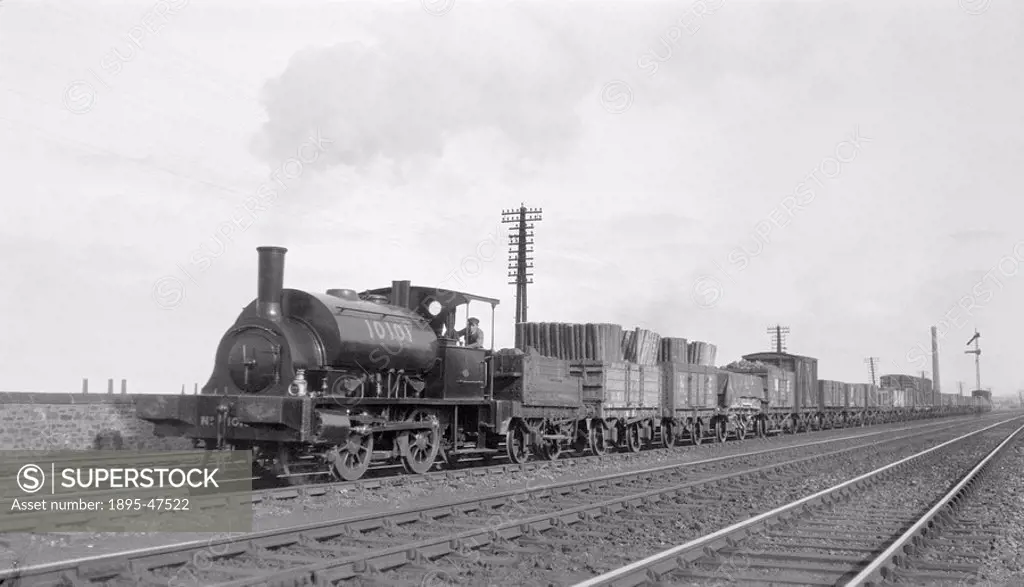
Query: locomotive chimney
[
  {"left": 390, "top": 280, "right": 411, "bottom": 307},
  {"left": 257, "top": 246, "right": 287, "bottom": 321}
]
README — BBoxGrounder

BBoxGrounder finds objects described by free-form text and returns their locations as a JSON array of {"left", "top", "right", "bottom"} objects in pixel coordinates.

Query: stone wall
[{"left": 0, "top": 392, "right": 194, "bottom": 451}]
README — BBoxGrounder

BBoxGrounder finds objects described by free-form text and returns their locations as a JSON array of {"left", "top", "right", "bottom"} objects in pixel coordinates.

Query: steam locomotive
[{"left": 135, "top": 246, "right": 986, "bottom": 484}]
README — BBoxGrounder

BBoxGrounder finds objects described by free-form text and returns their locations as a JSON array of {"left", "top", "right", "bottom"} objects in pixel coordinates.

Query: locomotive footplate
[
  {"left": 137, "top": 394, "right": 487, "bottom": 445},
  {"left": 136, "top": 393, "right": 312, "bottom": 443}
]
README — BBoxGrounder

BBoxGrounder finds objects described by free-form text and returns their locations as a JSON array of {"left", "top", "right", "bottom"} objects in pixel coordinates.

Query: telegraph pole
[
  {"left": 965, "top": 330, "right": 982, "bottom": 393},
  {"left": 767, "top": 325, "right": 789, "bottom": 353},
  {"left": 864, "top": 357, "right": 879, "bottom": 387},
  {"left": 502, "top": 204, "right": 542, "bottom": 347}
]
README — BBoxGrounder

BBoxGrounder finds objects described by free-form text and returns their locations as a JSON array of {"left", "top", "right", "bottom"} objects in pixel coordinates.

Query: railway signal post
[{"left": 965, "top": 330, "right": 982, "bottom": 393}]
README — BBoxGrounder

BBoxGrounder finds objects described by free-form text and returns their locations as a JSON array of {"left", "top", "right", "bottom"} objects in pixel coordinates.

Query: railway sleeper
[
  {"left": 888, "top": 569, "right": 981, "bottom": 583},
  {"left": 702, "top": 557, "right": 859, "bottom": 574},
  {"left": 673, "top": 567, "right": 844, "bottom": 585}
]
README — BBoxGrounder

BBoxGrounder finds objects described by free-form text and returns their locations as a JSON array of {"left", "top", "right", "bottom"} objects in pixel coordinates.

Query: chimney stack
[
  {"left": 256, "top": 246, "right": 288, "bottom": 321},
  {"left": 390, "top": 280, "right": 411, "bottom": 307}
]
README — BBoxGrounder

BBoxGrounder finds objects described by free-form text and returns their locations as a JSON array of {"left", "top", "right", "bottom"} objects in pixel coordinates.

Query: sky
[{"left": 0, "top": 0, "right": 1021, "bottom": 398}]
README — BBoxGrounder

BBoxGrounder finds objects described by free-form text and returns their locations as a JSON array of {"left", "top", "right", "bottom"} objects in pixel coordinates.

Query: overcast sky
[{"left": 0, "top": 0, "right": 1021, "bottom": 398}]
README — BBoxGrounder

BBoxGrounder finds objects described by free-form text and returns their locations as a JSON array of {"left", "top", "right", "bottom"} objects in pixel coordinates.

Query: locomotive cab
[{"left": 361, "top": 284, "right": 499, "bottom": 401}]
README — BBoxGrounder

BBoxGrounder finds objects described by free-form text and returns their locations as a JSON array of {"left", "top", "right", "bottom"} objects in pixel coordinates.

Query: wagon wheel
[
  {"left": 506, "top": 423, "right": 529, "bottom": 464},
  {"left": 625, "top": 423, "right": 642, "bottom": 453},
  {"left": 714, "top": 419, "right": 728, "bottom": 443},
  {"left": 275, "top": 445, "right": 330, "bottom": 486},
  {"left": 690, "top": 422, "right": 703, "bottom": 446},
  {"left": 757, "top": 418, "right": 769, "bottom": 438},
  {"left": 401, "top": 410, "right": 440, "bottom": 475},
  {"left": 572, "top": 424, "right": 590, "bottom": 457},
  {"left": 536, "top": 422, "right": 562, "bottom": 461},
  {"left": 735, "top": 418, "right": 747, "bottom": 441},
  {"left": 538, "top": 438, "right": 562, "bottom": 461},
  {"left": 326, "top": 432, "right": 374, "bottom": 482},
  {"left": 661, "top": 421, "right": 676, "bottom": 449},
  {"left": 590, "top": 421, "right": 608, "bottom": 456}
]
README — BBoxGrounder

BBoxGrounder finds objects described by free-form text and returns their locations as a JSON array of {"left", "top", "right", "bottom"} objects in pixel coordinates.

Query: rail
[
  {"left": 847, "top": 419, "right": 1024, "bottom": 585},
  {"left": 0, "top": 417, "right": 977, "bottom": 533},
  {"left": 571, "top": 416, "right": 1024, "bottom": 587},
  {"left": 0, "top": 418, "right": 992, "bottom": 585}
]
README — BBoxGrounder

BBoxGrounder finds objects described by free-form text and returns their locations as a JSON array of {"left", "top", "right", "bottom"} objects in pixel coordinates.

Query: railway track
[
  {"left": 0, "top": 417, "right": 982, "bottom": 535},
  {"left": 0, "top": 416, "right": 1007, "bottom": 586},
  {"left": 575, "top": 415, "right": 1024, "bottom": 587}
]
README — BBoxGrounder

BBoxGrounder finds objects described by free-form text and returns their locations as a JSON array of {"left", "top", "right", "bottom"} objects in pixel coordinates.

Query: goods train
[{"left": 135, "top": 247, "right": 991, "bottom": 484}]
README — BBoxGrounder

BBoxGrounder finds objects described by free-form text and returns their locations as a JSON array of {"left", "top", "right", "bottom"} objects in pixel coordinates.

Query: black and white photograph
[{"left": 1, "top": 0, "right": 1023, "bottom": 585}]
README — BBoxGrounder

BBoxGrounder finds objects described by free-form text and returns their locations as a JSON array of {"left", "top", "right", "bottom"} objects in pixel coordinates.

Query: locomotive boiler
[{"left": 136, "top": 246, "right": 502, "bottom": 482}]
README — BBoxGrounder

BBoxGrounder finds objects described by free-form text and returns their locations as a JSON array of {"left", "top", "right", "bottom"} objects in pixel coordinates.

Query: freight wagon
[{"left": 738, "top": 351, "right": 821, "bottom": 433}]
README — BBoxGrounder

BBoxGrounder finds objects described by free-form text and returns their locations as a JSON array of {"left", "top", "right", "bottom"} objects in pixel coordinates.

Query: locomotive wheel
[
  {"left": 402, "top": 410, "right": 441, "bottom": 475},
  {"left": 690, "top": 422, "right": 703, "bottom": 446},
  {"left": 401, "top": 428, "right": 440, "bottom": 475},
  {"left": 590, "top": 422, "right": 607, "bottom": 456},
  {"left": 625, "top": 424, "right": 642, "bottom": 453},
  {"left": 506, "top": 424, "right": 529, "bottom": 464},
  {"left": 661, "top": 422, "right": 676, "bottom": 449},
  {"left": 328, "top": 432, "right": 374, "bottom": 482}
]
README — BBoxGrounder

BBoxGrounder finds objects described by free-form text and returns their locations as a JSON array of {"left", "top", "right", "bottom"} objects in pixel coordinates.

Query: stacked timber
[
  {"left": 687, "top": 341, "right": 717, "bottom": 366},
  {"left": 515, "top": 322, "right": 624, "bottom": 363},
  {"left": 621, "top": 327, "right": 661, "bottom": 366},
  {"left": 657, "top": 337, "right": 688, "bottom": 363}
]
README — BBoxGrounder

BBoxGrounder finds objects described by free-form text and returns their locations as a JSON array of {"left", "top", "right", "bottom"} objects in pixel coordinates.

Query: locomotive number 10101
[{"left": 363, "top": 319, "right": 415, "bottom": 343}]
